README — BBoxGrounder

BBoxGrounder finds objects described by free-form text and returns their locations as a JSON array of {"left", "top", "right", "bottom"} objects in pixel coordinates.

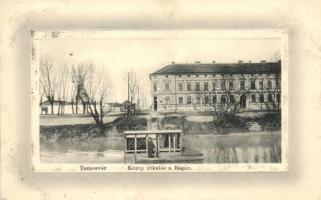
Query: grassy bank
[{"left": 40, "top": 111, "right": 281, "bottom": 142}]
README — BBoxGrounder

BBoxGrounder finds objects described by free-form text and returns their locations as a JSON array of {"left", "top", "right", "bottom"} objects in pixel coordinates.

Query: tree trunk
[
  {"left": 75, "top": 97, "right": 79, "bottom": 114},
  {"left": 130, "top": 99, "right": 133, "bottom": 129},
  {"left": 82, "top": 102, "right": 86, "bottom": 114},
  {"left": 71, "top": 99, "right": 74, "bottom": 114},
  {"left": 62, "top": 101, "right": 65, "bottom": 114},
  {"left": 50, "top": 102, "right": 54, "bottom": 114},
  {"left": 57, "top": 101, "right": 61, "bottom": 115}
]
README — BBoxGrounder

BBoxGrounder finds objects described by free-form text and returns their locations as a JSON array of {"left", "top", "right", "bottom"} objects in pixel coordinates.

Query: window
[
  {"left": 229, "top": 95, "right": 235, "bottom": 103},
  {"left": 165, "top": 82, "right": 170, "bottom": 91},
  {"left": 165, "top": 96, "right": 170, "bottom": 104},
  {"left": 276, "top": 79, "right": 280, "bottom": 89},
  {"left": 229, "top": 80, "right": 234, "bottom": 90},
  {"left": 240, "top": 80, "right": 245, "bottom": 90},
  {"left": 212, "top": 82, "right": 217, "bottom": 91},
  {"left": 179, "top": 97, "right": 183, "bottom": 104},
  {"left": 204, "top": 95, "right": 209, "bottom": 104},
  {"left": 195, "top": 82, "right": 200, "bottom": 91},
  {"left": 268, "top": 94, "right": 273, "bottom": 102},
  {"left": 252, "top": 94, "right": 256, "bottom": 102},
  {"left": 153, "top": 83, "right": 157, "bottom": 92},
  {"left": 187, "top": 96, "right": 192, "bottom": 104},
  {"left": 277, "top": 93, "right": 280, "bottom": 102},
  {"left": 187, "top": 82, "right": 191, "bottom": 91},
  {"left": 204, "top": 82, "right": 208, "bottom": 91},
  {"left": 267, "top": 81, "right": 272, "bottom": 89},
  {"left": 221, "top": 95, "right": 227, "bottom": 104},
  {"left": 178, "top": 82, "right": 183, "bottom": 91},
  {"left": 240, "top": 95, "right": 246, "bottom": 108},
  {"left": 251, "top": 80, "right": 256, "bottom": 90},
  {"left": 212, "top": 95, "right": 217, "bottom": 104},
  {"left": 221, "top": 80, "right": 226, "bottom": 90},
  {"left": 260, "top": 94, "right": 264, "bottom": 103},
  {"left": 196, "top": 95, "right": 201, "bottom": 104},
  {"left": 259, "top": 80, "right": 263, "bottom": 90}
]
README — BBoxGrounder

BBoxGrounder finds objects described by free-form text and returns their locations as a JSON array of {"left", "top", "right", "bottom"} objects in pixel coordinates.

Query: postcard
[{"left": 31, "top": 30, "right": 288, "bottom": 172}]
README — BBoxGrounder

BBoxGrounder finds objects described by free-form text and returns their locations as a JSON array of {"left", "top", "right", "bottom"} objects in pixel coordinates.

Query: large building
[{"left": 149, "top": 60, "right": 281, "bottom": 112}]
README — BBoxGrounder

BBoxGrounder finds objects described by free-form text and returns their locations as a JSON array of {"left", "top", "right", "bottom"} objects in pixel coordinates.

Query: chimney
[
  {"left": 261, "top": 60, "right": 266, "bottom": 63},
  {"left": 171, "top": 61, "right": 175, "bottom": 64},
  {"left": 249, "top": 60, "right": 252, "bottom": 63},
  {"left": 195, "top": 61, "right": 201, "bottom": 64},
  {"left": 212, "top": 61, "right": 216, "bottom": 63},
  {"left": 238, "top": 60, "right": 243, "bottom": 63}
]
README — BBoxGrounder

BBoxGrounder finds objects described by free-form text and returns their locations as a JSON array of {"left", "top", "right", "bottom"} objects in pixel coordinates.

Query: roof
[
  {"left": 124, "top": 130, "right": 182, "bottom": 135},
  {"left": 150, "top": 61, "right": 281, "bottom": 76}
]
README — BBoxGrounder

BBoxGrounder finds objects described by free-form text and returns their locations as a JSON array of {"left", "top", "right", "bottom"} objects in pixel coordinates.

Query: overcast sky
[{"left": 40, "top": 37, "right": 281, "bottom": 103}]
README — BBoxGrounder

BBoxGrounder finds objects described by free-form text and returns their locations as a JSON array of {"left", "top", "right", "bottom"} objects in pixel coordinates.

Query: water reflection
[{"left": 40, "top": 131, "right": 281, "bottom": 163}]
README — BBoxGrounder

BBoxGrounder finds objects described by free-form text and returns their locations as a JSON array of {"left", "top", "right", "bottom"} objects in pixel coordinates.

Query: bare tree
[
  {"left": 139, "top": 84, "right": 149, "bottom": 111},
  {"left": 83, "top": 64, "right": 111, "bottom": 136},
  {"left": 209, "top": 76, "right": 250, "bottom": 126},
  {"left": 69, "top": 76, "right": 77, "bottom": 114},
  {"left": 123, "top": 70, "right": 138, "bottom": 129},
  {"left": 72, "top": 62, "right": 111, "bottom": 136},
  {"left": 71, "top": 62, "right": 91, "bottom": 114},
  {"left": 266, "top": 74, "right": 281, "bottom": 112},
  {"left": 56, "top": 62, "right": 69, "bottom": 115},
  {"left": 259, "top": 74, "right": 281, "bottom": 128},
  {"left": 209, "top": 74, "right": 281, "bottom": 127},
  {"left": 39, "top": 56, "right": 58, "bottom": 114}
]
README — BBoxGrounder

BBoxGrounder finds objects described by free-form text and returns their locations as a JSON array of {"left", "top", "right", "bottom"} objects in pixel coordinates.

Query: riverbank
[
  {"left": 40, "top": 111, "right": 282, "bottom": 163},
  {"left": 40, "top": 111, "right": 281, "bottom": 137}
]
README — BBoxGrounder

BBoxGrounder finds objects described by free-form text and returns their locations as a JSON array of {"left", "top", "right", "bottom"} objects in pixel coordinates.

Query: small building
[
  {"left": 149, "top": 60, "right": 281, "bottom": 112},
  {"left": 40, "top": 100, "right": 103, "bottom": 115},
  {"left": 105, "top": 102, "right": 123, "bottom": 113}
]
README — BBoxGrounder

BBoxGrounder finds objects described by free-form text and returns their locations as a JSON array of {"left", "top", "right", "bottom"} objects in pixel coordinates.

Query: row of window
[
  {"left": 153, "top": 73, "right": 277, "bottom": 79},
  {"left": 163, "top": 93, "right": 281, "bottom": 105},
  {"left": 154, "top": 79, "right": 280, "bottom": 92}
]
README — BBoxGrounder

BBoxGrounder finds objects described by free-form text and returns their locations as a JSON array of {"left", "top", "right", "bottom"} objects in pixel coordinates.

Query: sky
[{"left": 39, "top": 37, "right": 281, "bottom": 103}]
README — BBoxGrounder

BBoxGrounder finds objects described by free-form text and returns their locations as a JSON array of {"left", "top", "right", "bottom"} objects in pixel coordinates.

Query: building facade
[{"left": 150, "top": 61, "right": 281, "bottom": 112}]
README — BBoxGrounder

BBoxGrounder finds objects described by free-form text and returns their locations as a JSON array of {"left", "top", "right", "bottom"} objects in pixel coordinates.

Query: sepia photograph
[{"left": 31, "top": 30, "right": 288, "bottom": 171}]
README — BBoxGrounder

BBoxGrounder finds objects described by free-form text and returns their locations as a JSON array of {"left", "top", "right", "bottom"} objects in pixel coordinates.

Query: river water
[{"left": 40, "top": 131, "right": 281, "bottom": 163}]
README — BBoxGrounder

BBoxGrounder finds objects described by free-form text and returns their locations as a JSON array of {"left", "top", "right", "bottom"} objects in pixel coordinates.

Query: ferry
[{"left": 124, "top": 130, "right": 204, "bottom": 164}]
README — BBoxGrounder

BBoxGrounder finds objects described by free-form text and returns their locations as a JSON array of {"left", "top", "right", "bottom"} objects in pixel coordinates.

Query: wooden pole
[
  {"left": 174, "top": 75, "right": 177, "bottom": 112},
  {"left": 156, "top": 134, "right": 159, "bottom": 157},
  {"left": 168, "top": 134, "right": 171, "bottom": 152},
  {"left": 134, "top": 134, "right": 137, "bottom": 163},
  {"left": 180, "top": 132, "right": 183, "bottom": 152},
  {"left": 127, "top": 72, "right": 130, "bottom": 127},
  {"left": 124, "top": 135, "right": 127, "bottom": 163},
  {"left": 145, "top": 134, "right": 148, "bottom": 155},
  {"left": 173, "top": 134, "right": 176, "bottom": 152},
  {"left": 138, "top": 85, "right": 140, "bottom": 111}
]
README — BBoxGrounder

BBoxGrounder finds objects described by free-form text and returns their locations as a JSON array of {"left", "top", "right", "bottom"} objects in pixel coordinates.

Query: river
[{"left": 40, "top": 131, "right": 281, "bottom": 163}]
